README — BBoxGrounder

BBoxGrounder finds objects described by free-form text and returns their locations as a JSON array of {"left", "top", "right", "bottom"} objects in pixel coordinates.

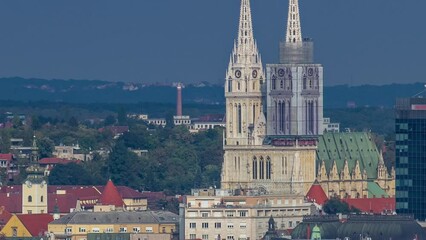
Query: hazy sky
[{"left": 0, "top": 0, "right": 425, "bottom": 86}]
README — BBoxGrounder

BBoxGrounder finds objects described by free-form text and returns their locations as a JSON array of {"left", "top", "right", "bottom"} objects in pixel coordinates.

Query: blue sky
[{"left": 0, "top": 0, "right": 425, "bottom": 86}]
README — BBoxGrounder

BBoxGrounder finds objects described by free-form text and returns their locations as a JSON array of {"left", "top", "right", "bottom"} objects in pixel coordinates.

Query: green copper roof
[
  {"left": 317, "top": 132, "right": 380, "bottom": 179},
  {"left": 367, "top": 181, "right": 388, "bottom": 198}
]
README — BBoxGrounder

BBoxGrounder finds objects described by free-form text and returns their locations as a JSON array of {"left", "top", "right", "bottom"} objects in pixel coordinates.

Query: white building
[
  {"left": 183, "top": 191, "right": 313, "bottom": 240},
  {"left": 323, "top": 117, "right": 340, "bottom": 133}
]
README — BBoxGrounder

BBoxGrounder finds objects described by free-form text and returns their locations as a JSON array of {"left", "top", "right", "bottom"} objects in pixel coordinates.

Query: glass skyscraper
[{"left": 396, "top": 97, "right": 426, "bottom": 220}]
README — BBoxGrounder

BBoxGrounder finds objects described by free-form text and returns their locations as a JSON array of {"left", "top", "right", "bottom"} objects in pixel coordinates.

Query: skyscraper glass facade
[{"left": 395, "top": 98, "right": 426, "bottom": 220}]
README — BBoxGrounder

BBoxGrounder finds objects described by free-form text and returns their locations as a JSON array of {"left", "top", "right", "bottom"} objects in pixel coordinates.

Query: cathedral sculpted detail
[{"left": 221, "top": 0, "right": 320, "bottom": 195}]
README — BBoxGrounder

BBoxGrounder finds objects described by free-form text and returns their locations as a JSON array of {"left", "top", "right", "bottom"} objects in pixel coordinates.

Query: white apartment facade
[{"left": 184, "top": 194, "right": 313, "bottom": 240}]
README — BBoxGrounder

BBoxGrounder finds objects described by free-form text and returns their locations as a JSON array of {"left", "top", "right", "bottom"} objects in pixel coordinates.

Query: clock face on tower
[
  {"left": 252, "top": 70, "right": 258, "bottom": 78},
  {"left": 235, "top": 70, "right": 242, "bottom": 78},
  {"left": 278, "top": 69, "right": 285, "bottom": 77}
]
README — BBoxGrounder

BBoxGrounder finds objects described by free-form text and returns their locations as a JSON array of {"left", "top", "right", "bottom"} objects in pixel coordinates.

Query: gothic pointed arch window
[
  {"left": 238, "top": 105, "right": 242, "bottom": 134},
  {"left": 260, "top": 156, "right": 265, "bottom": 179},
  {"left": 266, "top": 157, "right": 271, "bottom": 179},
  {"left": 28, "top": 195, "right": 32, "bottom": 202},
  {"left": 252, "top": 157, "right": 258, "bottom": 179}
]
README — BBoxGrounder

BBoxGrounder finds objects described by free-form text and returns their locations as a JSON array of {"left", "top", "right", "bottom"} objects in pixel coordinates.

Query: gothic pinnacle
[{"left": 286, "top": 0, "right": 302, "bottom": 43}]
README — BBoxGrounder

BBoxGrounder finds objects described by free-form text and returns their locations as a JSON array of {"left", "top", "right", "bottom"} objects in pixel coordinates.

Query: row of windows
[
  {"left": 189, "top": 234, "right": 246, "bottom": 240},
  {"left": 27, "top": 195, "right": 43, "bottom": 203},
  {"left": 252, "top": 156, "right": 272, "bottom": 180},
  {"left": 189, "top": 222, "right": 246, "bottom": 230},
  {"left": 70, "top": 227, "right": 155, "bottom": 234}
]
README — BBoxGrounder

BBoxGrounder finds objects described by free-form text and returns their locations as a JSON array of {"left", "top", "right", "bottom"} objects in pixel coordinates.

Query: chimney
[{"left": 176, "top": 83, "right": 183, "bottom": 116}]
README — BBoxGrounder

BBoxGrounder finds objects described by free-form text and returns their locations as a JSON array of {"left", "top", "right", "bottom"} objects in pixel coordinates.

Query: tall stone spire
[
  {"left": 224, "top": 0, "right": 265, "bottom": 146},
  {"left": 286, "top": 0, "right": 302, "bottom": 43},
  {"left": 227, "top": 0, "right": 262, "bottom": 69}
]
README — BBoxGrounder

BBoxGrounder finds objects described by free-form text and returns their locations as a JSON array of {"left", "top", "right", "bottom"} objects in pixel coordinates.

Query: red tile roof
[
  {"left": 99, "top": 180, "right": 125, "bottom": 207},
  {"left": 0, "top": 206, "right": 12, "bottom": 229},
  {"left": 343, "top": 198, "right": 396, "bottom": 214},
  {"left": 17, "top": 214, "right": 53, "bottom": 236},
  {"left": 306, "top": 180, "right": 328, "bottom": 205},
  {"left": 116, "top": 186, "right": 145, "bottom": 199},
  {"left": 0, "top": 192, "right": 22, "bottom": 213},
  {"left": 0, "top": 154, "right": 13, "bottom": 161}
]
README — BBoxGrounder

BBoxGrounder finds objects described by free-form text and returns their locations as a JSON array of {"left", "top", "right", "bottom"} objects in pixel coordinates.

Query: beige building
[
  {"left": 316, "top": 132, "right": 395, "bottom": 198},
  {"left": 184, "top": 193, "right": 313, "bottom": 240},
  {"left": 48, "top": 211, "right": 178, "bottom": 240}
]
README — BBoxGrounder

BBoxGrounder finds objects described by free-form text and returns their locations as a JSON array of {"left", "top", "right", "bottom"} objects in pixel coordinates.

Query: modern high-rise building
[{"left": 395, "top": 97, "right": 426, "bottom": 220}]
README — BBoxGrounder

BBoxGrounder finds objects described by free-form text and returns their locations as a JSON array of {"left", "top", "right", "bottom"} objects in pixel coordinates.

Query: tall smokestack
[{"left": 176, "top": 83, "right": 182, "bottom": 116}]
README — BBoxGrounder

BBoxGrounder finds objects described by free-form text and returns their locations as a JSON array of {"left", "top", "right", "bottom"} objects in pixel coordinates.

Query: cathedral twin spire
[
  {"left": 228, "top": 0, "right": 262, "bottom": 73},
  {"left": 286, "top": 0, "right": 302, "bottom": 43},
  {"left": 228, "top": 0, "right": 303, "bottom": 72}
]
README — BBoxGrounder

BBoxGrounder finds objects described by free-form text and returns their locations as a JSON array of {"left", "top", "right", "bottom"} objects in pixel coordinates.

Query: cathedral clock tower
[{"left": 224, "top": 0, "right": 265, "bottom": 147}]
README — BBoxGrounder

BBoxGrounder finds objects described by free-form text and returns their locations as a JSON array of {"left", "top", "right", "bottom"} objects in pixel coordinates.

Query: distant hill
[{"left": 0, "top": 77, "right": 423, "bottom": 107}]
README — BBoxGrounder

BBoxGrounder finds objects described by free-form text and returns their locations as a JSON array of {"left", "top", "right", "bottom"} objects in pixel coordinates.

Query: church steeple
[
  {"left": 224, "top": 0, "right": 265, "bottom": 147},
  {"left": 227, "top": 0, "right": 263, "bottom": 71},
  {"left": 286, "top": 0, "right": 302, "bottom": 43}
]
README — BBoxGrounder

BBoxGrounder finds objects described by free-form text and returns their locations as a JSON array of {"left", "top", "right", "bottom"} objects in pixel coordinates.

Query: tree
[
  {"left": 37, "top": 137, "right": 55, "bottom": 158},
  {"left": 104, "top": 115, "right": 116, "bottom": 126},
  {"left": 31, "top": 115, "right": 42, "bottom": 130},
  {"left": 117, "top": 107, "right": 127, "bottom": 125},
  {"left": 107, "top": 139, "right": 142, "bottom": 189},
  {"left": 323, "top": 197, "right": 360, "bottom": 214},
  {"left": 68, "top": 116, "right": 79, "bottom": 128},
  {"left": 48, "top": 163, "right": 92, "bottom": 185}
]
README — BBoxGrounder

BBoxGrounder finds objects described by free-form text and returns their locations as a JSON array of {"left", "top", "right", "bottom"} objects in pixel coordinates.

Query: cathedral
[
  {"left": 220, "top": 0, "right": 394, "bottom": 198},
  {"left": 221, "top": 0, "right": 322, "bottom": 195}
]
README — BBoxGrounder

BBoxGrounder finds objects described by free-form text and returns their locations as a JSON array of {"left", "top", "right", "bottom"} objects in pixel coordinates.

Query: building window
[
  {"left": 12, "top": 227, "right": 17, "bottom": 237},
  {"left": 41, "top": 195, "right": 44, "bottom": 202},
  {"left": 79, "top": 227, "right": 86, "bottom": 233},
  {"left": 190, "top": 234, "right": 196, "bottom": 239},
  {"left": 133, "top": 227, "right": 140, "bottom": 233},
  {"left": 119, "top": 227, "right": 127, "bottom": 233},
  {"left": 202, "top": 234, "right": 209, "bottom": 240},
  {"left": 227, "top": 236, "right": 235, "bottom": 240},
  {"left": 65, "top": 228, "right": 72, "bottom": 234},
  {"left": 227, "top": 223, "right": 234, "bottom": 229},
  {"left": 240, "top": 223, "right": 247, "bottom": 229},
  {"left": 92, "top": 228, "right": 100, "bottom": 233},
  {"left": 260, "top": 157, "right": 265, "bottom": 179},
  {"left": 215, "top": 222, "right": 222, "bottom": 229},
  {"left": 239, "top": 211, "right": 247, "bottom": 217},
  {"left": 226, "top": 211, "right": 235, "bottom": 217},
  {"left": 253, "top": 157, "right": 258, "bottom": 179},
  {"left": 105, "top": 228, "right": 113, "bottom": 233},
  {"left": 145, "top": 227, "right": 153, "bottom": 233},
  {"left": 189, "top": 223, "right": 196, "bottom": 229},
  {"left": 28, "top": 195, "right": 32, "bottom": 202},
  {"left": 201, "top": 212, "right": 209, "bottom": 217},
  {"left": 266, "top": 157, "right": 272, "bottom": 179},
  {"left": 289, "top": 221, "right": 293, "bottom": 228},
  {"left": 202, "top": 223, "right": 209, "bottom": 229}
]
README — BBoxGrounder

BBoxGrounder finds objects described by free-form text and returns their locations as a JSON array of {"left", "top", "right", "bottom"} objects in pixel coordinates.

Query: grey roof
[{"left": 50, "top": 211, "right": 178, "bottom": 225}]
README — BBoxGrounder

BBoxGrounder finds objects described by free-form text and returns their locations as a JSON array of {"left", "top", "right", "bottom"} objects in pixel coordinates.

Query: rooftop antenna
[{"left": 412, "top": 83, "right": 426, "bottom": 98}]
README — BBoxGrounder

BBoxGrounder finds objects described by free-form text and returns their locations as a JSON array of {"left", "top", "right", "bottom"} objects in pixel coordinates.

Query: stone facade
[{"left": 184, "top": 194, "right": 313, "bottom": 240}]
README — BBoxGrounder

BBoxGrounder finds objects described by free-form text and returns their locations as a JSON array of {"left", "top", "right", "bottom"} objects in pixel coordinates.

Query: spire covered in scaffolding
[{"left": 286, "top": 0, "right": 302, "bottom": 43}]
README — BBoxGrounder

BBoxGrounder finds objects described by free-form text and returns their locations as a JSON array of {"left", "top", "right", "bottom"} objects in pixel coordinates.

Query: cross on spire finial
[{"left": 286, "top": 0, "right": 302, "bottom": 43}]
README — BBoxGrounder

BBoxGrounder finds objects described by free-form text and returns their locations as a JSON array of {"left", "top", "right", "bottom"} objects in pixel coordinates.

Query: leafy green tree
[
  {"left": 83, "top": 153, "right": 108, "bottom": 185},
  {"left": 107, "top": 139, "right": 142, "bottom": 189},
  {"left": 117, "top": 107, "right": 127, "bottom": 125},
  {"left": 37, "top": 137, "right": 55, "bottom": 158},
  {"left": 48, "top": 163, "right": 92, "bottom": 185},
  {"left": 104, "top": 115, "right": 116, "bottom": 126},
  {"left": 68, "top": 116, "right": 79, "bottom": 128},
  {"left": 31, "top": 115, "right": 42, "bottom": 130},
  {"left": 323, "top": 198, "right": 360, "bottom": 214}
]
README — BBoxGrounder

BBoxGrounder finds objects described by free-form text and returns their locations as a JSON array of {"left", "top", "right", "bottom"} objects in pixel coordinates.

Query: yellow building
[
  {"left": 48, "top": 211, "right": 178, "bottom": 240},
  {"left": 1, "top": 214, "right": 53, "bottom": 237},
  {"left": 22, "top": 165, "right": 48, "bottom": 214}
]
